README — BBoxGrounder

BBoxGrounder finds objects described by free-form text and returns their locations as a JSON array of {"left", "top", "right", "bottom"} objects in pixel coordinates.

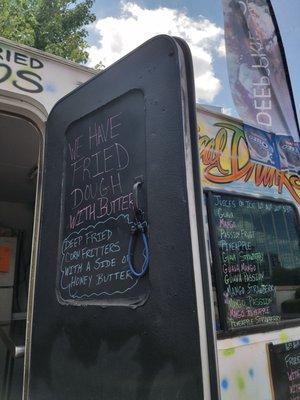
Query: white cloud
[
  {"left": 88, "top": 2, "right": 225, "bottom": 103},
  {"left": 217, "top": 38, "right": 226, "bottom": 57}
]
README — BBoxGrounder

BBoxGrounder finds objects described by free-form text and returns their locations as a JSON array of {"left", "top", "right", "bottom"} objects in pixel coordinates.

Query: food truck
[
  {"left": 197, "top": 106, "right": 300, "bottom": 400},
  {"left": 0, "top": 34, "right": 299, "bottom": 400},
  {"left": 0, "top": 36, "right": 96, "bottom": 399}
]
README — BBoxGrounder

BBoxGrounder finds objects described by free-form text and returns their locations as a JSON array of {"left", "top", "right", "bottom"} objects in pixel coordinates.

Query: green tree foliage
[{"left": 0, "top": 0, "right": 96, "bottom": 63}]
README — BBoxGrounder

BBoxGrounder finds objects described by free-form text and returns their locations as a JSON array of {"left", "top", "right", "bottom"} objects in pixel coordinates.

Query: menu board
[
  {"left": 269, "top": 340, "right": 300, "bottom": 400},
  {"left": 57, "top": 90, "right": 149, "bottom": 306},
  {"left": 207, "top": 192, "right": 282, "bottom": 330}
]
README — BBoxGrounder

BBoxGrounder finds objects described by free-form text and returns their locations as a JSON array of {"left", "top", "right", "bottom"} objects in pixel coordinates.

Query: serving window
[{"left": 206, "top": 191, "right": 300, "bottom": 333}]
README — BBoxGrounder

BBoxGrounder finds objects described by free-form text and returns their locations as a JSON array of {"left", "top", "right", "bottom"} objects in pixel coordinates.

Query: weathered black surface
[
  {"left": 58, "top": 90, "right": 149, "bottom": 306},
  {"left": 29, "top": 36, "right": 204, "bottom": 400},
  {"left": 269, "top": 340, "right": 300, "bottom": 400},
  {"left": 207, "top": 192, "right": 288, "bottom": 331}
]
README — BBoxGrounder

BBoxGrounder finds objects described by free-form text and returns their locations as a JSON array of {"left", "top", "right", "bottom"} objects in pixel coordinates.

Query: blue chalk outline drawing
[{"left": 59, "top": 213, "right": 143, "bottom": 299}]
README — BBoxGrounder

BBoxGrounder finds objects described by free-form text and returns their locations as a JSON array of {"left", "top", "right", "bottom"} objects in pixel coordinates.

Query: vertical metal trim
[
  {"left": 175, "top": 38, "right": 220, "bottom": 400},
  {"left": 22, "top": 127, "right": 45, "bottom": 400},
  {"left": 176, "top": 41, "right": 213, "bottom": 400}
]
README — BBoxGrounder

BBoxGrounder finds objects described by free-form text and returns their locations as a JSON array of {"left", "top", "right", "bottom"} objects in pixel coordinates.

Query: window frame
[{"left": 205, "top": 188, "right": 300, "bottom": 338}]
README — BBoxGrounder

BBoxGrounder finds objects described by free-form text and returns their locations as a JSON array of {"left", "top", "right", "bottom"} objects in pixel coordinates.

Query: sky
[{"left": 86, "top": 0, "right": 300, "bottom": 120}]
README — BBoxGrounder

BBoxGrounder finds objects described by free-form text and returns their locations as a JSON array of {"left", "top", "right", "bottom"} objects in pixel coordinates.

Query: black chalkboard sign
[
  {"left": 207, "top": 192, "right": 286, "bottom": 330},
  {"left": 29, "top": 36, "right": 218, "bottom": 400},
  {"left": 269, "top": 340, "right": 300, "bottom": 400},
  {"left": 57, "top": 90, "right": 148, "bottom": 306}
]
